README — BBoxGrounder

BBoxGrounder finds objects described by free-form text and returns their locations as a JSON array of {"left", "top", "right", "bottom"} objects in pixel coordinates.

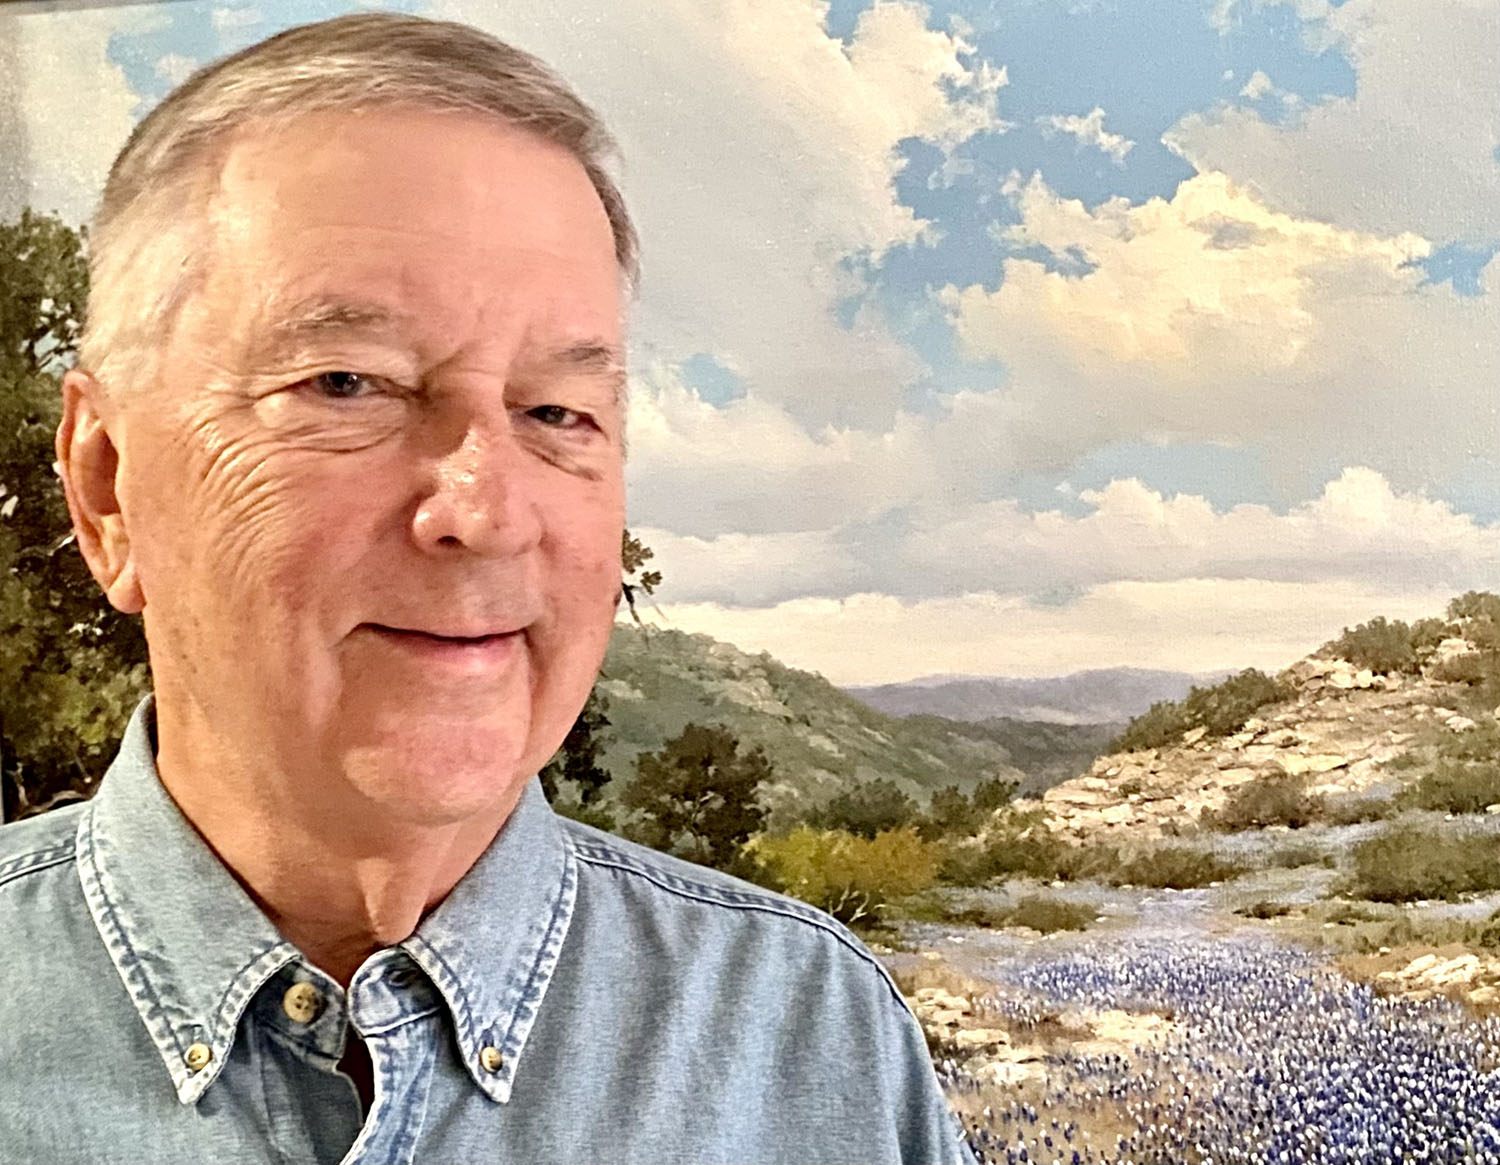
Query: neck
[{"left": 149, "top": 696, "right": 521, "bottom": 989}]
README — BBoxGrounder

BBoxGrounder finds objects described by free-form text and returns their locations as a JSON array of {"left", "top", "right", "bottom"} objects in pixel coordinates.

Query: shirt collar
[{"left": 77, "top": 693, "right": 577, "bottom": 1106}]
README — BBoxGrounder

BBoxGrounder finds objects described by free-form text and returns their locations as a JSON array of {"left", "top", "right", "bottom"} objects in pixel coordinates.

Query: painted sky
[{"left": 2, "top": 0, "right": 1498, "bottom": 684}]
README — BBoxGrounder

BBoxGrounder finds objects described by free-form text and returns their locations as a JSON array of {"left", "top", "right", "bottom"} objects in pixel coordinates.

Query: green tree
[
  {"left": 622, "top": 722, "right": 770, "bottom": 872},
  {"left": 538, "top": 687, "right": 618, "bottom": 830},
  {"left": 0, "top": 210, "right": 150, "bottom": 822},
  {"left": 620, "top": 529, "right": 661, "bottom": 625},
  {"left": 808, "top": 776, "right": 918, "bottom": 839}
]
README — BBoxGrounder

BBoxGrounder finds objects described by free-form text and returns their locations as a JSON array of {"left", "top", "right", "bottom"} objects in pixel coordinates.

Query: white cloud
[
  {"left": 1239, "top": 69, "right": 1274, "bottom": 99},
  {"left": 1037, "top": 107, "right": 1134, "bottom": 164},
  {"left": 154, "top": 53, "right": 199, "bottom": 88},
  {"left": 624, "top": 360, "right": 950, "bottom": 537},
  {"left": 652, "top": 579, "right": 1453, "bottom": 685},
  {"left": 1169, "top": 0, "right": 1500, "bottom": 241},
  {"left": 211, "top": 6, "right": 263, "bottom": 33},
  {"left": 940, "top": 170, "right": 1500, "bottom": 490},
  {"left": 0, "top": 5, "right": 144, "bottom": 225},
  {"left": 639, "top": 466, "right": 1500, "bottom": 609},
  {"left": 434, "top": 0, "right": 1008, "bottom": 429},
  {"left": 905, "top": 468, "right": 1500, "bottom": 597}
]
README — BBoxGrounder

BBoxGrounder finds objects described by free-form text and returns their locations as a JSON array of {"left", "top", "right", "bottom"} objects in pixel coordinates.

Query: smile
[{"left": 364, "top": 624, "right": 523, "bottom": 673}]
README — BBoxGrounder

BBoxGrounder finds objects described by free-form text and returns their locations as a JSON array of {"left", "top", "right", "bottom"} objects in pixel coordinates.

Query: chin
[{"left": 341, "top": 719, "right": 532, "bottom": 822}]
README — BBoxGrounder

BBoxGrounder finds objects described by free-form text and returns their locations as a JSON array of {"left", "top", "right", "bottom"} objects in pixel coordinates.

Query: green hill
[{"left": 585, "top": 624, "right": 1106, "bottom": 828}]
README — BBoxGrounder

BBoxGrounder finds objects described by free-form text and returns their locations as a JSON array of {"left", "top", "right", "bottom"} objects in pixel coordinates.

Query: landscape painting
[{"left": 3, "top": 0, "right": 1500, "bottom": 1161}]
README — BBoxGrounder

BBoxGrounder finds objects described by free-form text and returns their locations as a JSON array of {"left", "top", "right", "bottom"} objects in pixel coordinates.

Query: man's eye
[
  {"left": 526, "top": 404, "right": 588, "bottom": 428},
  {"left": 305, "top": 371, "right": 375, "bottom": 399}
]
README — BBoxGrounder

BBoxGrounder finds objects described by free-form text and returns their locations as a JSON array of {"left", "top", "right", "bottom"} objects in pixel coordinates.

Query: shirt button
[
  {"left": 184, "top": 1043, "right": 212, "bottom": 1072},
  {"left": 282, "top": 982, "right": 324, "bottom": 1025},
  {"left": 480, "top": 1046, "right": 503, "bottom": 1073}
]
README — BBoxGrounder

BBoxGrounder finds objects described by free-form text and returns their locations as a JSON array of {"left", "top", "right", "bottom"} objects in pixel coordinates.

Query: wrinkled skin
[{"left": 57, "top": 108, "right": 627, "bottom": 983}]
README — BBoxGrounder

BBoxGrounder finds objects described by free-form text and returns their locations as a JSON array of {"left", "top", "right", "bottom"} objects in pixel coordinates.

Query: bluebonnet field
[{"left": 921, "top": 925, "right": 1500, "bottom": 1165}]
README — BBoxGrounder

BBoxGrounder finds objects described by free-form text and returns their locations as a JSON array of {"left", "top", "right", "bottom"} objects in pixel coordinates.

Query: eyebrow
[
  {"left": 544, "top": 341, "right": 627, "bottom": 394},
  {"left": 258, "top": 297, "right": 627, "bottom": 400},
  {"left": 264, "top": 299, "right": 400, "bottom": 348}
]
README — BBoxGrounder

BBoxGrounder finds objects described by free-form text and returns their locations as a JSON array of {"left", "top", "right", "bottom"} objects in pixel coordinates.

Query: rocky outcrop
[
  {"left": 906, "top": 983, "right": 1176, "bottom": 1087},
  {"left": 1032, "top": 652, "right": 1483, "bottom": 842},
  {"left": 1373, "top": 952, "right": 1500, "bottom": 1009}
]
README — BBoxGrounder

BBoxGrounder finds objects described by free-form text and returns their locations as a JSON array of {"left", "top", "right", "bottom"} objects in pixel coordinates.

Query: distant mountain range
[
  {"left": 587, "top": 626, "right": 1118, "bottom": 822},
  {"left": 844, "top": 668, "right": 1231, "bottom": 726}
]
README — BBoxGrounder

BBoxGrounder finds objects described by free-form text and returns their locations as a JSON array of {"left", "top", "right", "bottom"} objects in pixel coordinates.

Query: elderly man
[{"left": 0, "top": 12, "right": 975, "bottom": 1165}]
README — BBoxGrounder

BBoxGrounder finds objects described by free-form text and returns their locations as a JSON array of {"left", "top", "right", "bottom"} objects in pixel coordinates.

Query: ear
[{"left": 55, "top": 369, "right": 145, "bottom": 614}]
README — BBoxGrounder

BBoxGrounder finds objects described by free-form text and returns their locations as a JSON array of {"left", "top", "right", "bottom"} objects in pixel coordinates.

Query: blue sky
[{"left": 4, "top": 0, "right": 1499, "bottom": 682}]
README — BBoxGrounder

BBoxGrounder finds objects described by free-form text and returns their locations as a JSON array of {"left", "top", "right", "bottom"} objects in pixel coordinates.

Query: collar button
[
  {"left": 282, "top": 982, "right": 324, "bottom": 1025},
  {"left": 184, "top": 1043, "right": 212, "bottom": 1072},
  {"left": 480, "top": 1046, "right": 503, "bottom": 1073}
]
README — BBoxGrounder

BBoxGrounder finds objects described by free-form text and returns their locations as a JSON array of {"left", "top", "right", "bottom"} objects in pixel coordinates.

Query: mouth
[
  {"left": 362, "top": 623, "right": 525, "bottom": 673},
  {"left": 367, "top": 623, "right": 523, "bottom": 642}
]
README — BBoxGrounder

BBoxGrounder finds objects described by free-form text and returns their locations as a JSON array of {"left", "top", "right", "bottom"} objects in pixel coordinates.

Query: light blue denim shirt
[{"left": 0, "top": 695, "right": 975, "bottom": 1164}]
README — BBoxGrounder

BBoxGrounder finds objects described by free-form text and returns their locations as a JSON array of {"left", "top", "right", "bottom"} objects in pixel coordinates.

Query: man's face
[{"left": 115, "top": 107, "right": 626, "bottom": 825}]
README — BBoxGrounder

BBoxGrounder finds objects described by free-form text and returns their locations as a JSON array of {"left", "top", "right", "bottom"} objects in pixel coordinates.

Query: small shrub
[
  {"left": 931, "top": 895, "right": 1096, "bottom": 933},
  {"left": 1321, "top": 616, "right": 1448, "bottom": 675},
  {"left": 1264, "top": 840, "right": 1333, "bottom": 869},
  {"left": 1385, "top": 749, "right": 1427, "bottom": 772},
  {"left": 1108, "top": 845, "right": 1245, "bottom": 889},
  {"left": 1210, "top": 775, "right": 1323, "bottom": 831},
  {"left": 1237, "top": 900, "right": 1291, "bottom": 919},
  {"left": 1398, "top": 759, "right": 1500, "bottom": 815},
  {"left": 1473, "top": 909, "right": 1500, "bottom": 950},
  {"left": 928, "top": 903, "right": 1013, "bottom": 929},
  {"left": 750, "top": 826, "right": 940, "bottom": 923},
  {"left": 1318, "top": 793, "right": 1399, "bottom": 826},
  {"left": 936, "top": 806, "right": 1081, "bottom": 884},
  {"left": 1002, "top": 895, "right": 1097, "bottom": 933},
  {"left": 1437, "top": 721, "right": 1500, "bottom": 764},
  {"left": 1055, "top": 841, "right": 1125, "bottom": 883},
  {"left": 1324, "top": 901, "right": 1382, "bottom": 925},
  {"left": 808, "top": 778, "right": 919, "bottom": 839},
  {"left": 918, "top": 778, "right": 1016, "bottom": 840},
  {"left": 1113, "top": 700, "right": 1192, "bottom": 753},
  {"left": 1344, "top": 823, "right": 1500, "bottom": 902},
  {"left": 1431, "top": 653, "right": 1490, "bottom": 686},
  {"left": 1114, "top": 669, "right": 1292, "bottom": 752}
]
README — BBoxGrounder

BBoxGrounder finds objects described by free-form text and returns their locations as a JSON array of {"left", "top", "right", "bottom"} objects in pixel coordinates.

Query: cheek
[
  {"left": 552, "top": 489, "right": 625, "bottom": 595},
  {"left": 129, "top": 419, "right": 346, "bottom": 627}
]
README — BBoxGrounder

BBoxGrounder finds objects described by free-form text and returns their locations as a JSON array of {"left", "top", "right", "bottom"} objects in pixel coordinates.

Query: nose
[{"left": 410, "top": 413, "right": 543, "bottom": 558}]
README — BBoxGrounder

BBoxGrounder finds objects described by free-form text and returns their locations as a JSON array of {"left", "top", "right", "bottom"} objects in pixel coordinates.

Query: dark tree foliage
[
  {"left": 620, "top": 529, "right": 661, "bottom": 626},
  {"left": 808, "top": 776, "right": 918, "bottom": 839},
  {"left": 1320, "top": 615, "right": 1447, "bottom": 675},
  {"left": 1, "top": 211, "right": 150, "bottom": 822},
  {"left": 917, "top": 775, "right": 1018, "bottom": 840},
  {"left": 622, "top": 722, "right": 770, "bottom": 873},
  {"left": 539, "top": 687, "right": 613, "bottom": 803}
]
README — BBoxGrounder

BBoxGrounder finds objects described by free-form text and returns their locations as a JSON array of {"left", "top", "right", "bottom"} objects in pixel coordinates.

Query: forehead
[{"left": 185, "top": 107, "right": 623, "bottom": 362}]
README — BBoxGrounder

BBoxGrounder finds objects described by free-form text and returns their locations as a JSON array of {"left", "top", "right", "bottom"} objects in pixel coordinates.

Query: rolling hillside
[{"left": 587, "top": 624, "right": 1111, "bottom": 825}]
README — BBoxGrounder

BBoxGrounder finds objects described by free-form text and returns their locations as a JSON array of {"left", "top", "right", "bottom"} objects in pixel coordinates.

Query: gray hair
[{"left": 78, "top": 12, "right": 638, "bottom": 394}]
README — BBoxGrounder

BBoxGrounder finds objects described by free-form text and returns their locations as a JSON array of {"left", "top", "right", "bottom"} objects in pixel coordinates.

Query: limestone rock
[
  {"left": 1277, "top": 753, "right": 1349, "bottom": 778},
  {"left": 952, "top": 1028, "right": 1011, "bottom": 1050}
]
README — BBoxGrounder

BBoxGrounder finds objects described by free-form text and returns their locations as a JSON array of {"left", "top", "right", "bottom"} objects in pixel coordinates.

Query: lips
[
  {"left": 362, "top": 622, "right": 524, "bottom": 676},
  {"left": 368, "top": 623, "right": 519, "bottom": 642}
]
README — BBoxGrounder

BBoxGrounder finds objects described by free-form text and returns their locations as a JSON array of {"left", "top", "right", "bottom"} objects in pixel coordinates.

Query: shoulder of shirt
[
  {"left": 557, "top": 816, "right": 907, "bottom": 1002},
  {"left": 0, "top": 801, "right": 87, "bottom": 894}
]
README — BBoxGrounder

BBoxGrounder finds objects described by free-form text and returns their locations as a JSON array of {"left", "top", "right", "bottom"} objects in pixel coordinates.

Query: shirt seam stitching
[
  {"left": 0, "top": 840, "right": 75, "bottom": 889},
  {"left": 76, "top": 804, "right": 195, "bottom": 1070}
]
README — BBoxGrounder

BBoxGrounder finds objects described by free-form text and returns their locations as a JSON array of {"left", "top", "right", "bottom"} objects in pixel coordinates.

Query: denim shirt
[{"left": 0, "top": 695, "right": 975, "bottom": 1165}]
